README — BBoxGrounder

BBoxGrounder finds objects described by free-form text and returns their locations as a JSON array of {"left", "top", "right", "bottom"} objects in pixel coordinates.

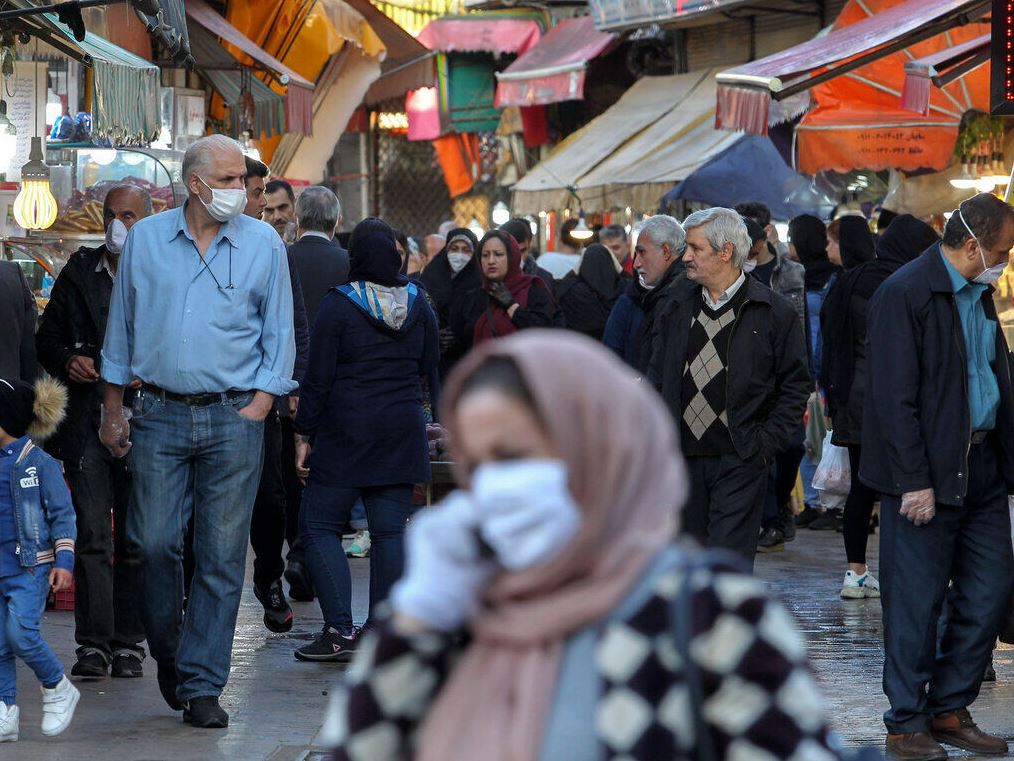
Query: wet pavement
[{"left": 11, "top": 526, "right": 1014, "bottom": 759}]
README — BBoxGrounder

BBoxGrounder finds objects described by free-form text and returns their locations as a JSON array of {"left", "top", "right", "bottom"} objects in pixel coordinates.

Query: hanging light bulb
[
  {"left": 491, "top": 201, "right": 510, "bottom": 227},
  {"left": 0, "top": 101, "right": 16, "bottom": 175},
  {"left": 239, "top": 130, "right": 261, "bottom": 161},
  {"left": 571, "top": 209, "right": 594, "bottom": 241},
  {"left": 467, "top": 216, "right": 484, "bottom": 239},
  {"left": 13, "top": 136, "right": 58, "bottom": 231},
  {"left": 950, "top": 157, "right": 978, "bottom": 190}
]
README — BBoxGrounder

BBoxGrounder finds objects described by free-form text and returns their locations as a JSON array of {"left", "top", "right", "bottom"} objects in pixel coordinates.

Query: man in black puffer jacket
[{"left": 35, "top": 184, "right": 151, "bottom": 680}]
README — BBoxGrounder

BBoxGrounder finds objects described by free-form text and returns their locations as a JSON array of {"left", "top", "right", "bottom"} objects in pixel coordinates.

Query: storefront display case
[{"left": 1, "top": 237, "right": 70, "bottom": 311}]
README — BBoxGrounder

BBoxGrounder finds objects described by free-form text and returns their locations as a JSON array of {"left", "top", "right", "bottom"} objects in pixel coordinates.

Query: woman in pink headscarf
[{"left": 326, "top": 331, "right": 842, "bottom": 761}]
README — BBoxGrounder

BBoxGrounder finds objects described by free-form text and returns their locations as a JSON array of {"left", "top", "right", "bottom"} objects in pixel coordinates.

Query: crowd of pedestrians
[{"left": 4, "top": 131, "right": 1014, "bottom": 760}]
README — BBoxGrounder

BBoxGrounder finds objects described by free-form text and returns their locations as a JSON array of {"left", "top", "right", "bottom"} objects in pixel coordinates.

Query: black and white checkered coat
[{"left": 328, "top": 556, "right": 842, "bottom": 761}]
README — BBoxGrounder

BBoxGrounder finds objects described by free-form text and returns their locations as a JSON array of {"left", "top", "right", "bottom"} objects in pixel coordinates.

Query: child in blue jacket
[{"left": 0, "top": 377, "right": 79, "bottom": 742}]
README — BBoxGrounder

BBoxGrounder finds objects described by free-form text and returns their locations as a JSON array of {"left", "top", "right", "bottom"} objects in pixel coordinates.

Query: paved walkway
[{"left": 12, "top": 528, "right": 1014, "bottom": 759}]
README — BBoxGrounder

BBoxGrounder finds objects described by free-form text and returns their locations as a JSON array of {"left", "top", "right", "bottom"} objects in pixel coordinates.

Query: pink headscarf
[{"left": 418, "top": 330, "right": 688, "bottom": 761}]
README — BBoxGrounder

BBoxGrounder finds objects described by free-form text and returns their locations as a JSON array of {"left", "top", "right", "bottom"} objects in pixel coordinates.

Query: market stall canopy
[
  {"left": 188, "top": 24, "right": 287, "bottom": 138},
  {"left": 15, "top": 10, "right": 161, "bottom": 143},
  {"left": 343, "top": 0, "right": 435, "bottom": 105},
  {"left": 136, "top": 0, "right": 193, "bottom": 66},
  {"left": 417, "top": 15, "right": 543, "bottom": 56},
  {"left": 187, "top": 0, "right": 313, "bottom": 136},
  {"left": 901, "top": 33, "right": 989, "bottom": 114},
  {"left": 662, "top": 135, "right": 835, "bottom": 220},
  {"left": 589, "top": 0, "right": 751, "bottom": 32},
  {"left": 715, "top": 0, "right": 990, "bottom": 135},
  {"left": 512, "top": 68, "right": 736, "bottom": 213},
  {"left": 495, "top": 16, "right": 617, "bottom": 107},
  {"left": 794, "top": 0, "right": 989, "bottom": 173}
]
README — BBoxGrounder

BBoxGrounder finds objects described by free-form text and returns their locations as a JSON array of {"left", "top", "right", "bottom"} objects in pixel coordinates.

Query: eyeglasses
[{"left": 197, "top": 246, "right": 234, "bottom": 290}]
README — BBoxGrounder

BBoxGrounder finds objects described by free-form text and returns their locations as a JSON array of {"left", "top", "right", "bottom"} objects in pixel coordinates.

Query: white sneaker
[
  {"left": 346, "top": 530, "right": 371, "bottom": 558},
  {"left": 40, "top": 676, "right": 79, "bottom": 736},
  {"left": 841, "top": 570, "right": 881, "bottom": 599},
  {"left": 0, "top": 702, "right": 18, "bottom": 742}
]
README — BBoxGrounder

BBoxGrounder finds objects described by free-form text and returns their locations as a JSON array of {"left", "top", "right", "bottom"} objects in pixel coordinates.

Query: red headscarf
[{"left": 473, "top": 230, "right": 546, "bottom": 344}]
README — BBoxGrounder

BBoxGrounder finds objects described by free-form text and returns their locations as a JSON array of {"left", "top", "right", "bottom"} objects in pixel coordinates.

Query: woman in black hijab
[
  {"left": 419, "top": 228, "right": 482, "bottom": 376},
  {"left": 836, "top": 216, "right": 877, "bottom": 271},
  {"left": 555, "top": 244, "right": 629, "bottom": 339},
  {"left": 819, "top": 214, "right": 940, "bottom": 599}
]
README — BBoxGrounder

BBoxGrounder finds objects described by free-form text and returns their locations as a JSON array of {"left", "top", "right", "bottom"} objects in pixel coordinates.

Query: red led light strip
[{"left": 1007, "top": 2, "right": 1014, "bottom": 99}]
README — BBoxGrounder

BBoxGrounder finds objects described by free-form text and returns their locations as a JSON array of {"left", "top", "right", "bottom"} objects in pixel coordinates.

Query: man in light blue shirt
[{"left": 99, "top": 134, "right": 296, "bottom": 729}]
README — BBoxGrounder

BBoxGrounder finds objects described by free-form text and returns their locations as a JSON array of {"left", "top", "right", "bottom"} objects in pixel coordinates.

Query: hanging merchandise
[
  {"left": 433, "top": 133, "right": 480, "bottom": 197},
  {"left": 950, "top": 111, "right": 1007, "bottom": 191}
]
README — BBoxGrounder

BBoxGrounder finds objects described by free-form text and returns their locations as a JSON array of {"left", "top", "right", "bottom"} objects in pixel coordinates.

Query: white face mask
[
  {"left": 742, "top": 258, "right": 758, "bottom": 273},
  {"left": 197, "top": 176, "right": 247, "bottom": 223},
  {"left": 448, "top": 251, "right": 471, "bottom": 274},
  {"left": 470, "top": 459, "right": 582, "bottom": 571},
  {"left": 105, "top": 218, "right": 128, "bottom": 255},
  {"left": 959, "top": 208, "right": 1007, "bottom": 285}
]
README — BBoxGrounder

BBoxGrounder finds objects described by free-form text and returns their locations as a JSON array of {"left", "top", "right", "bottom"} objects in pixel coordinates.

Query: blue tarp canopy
[{"left": 661, "top": 134, "right": 834, "bottom": 221}]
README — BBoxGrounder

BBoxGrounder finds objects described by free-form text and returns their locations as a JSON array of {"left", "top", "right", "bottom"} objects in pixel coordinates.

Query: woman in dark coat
[
  {"left": 420, "top": 228, "right": 481, "bottom": 376},
  {"left": 820, "top": 214, "right": 939, "bottom": 598},
  {"left": 555, "top": 243, "right": 628, "bottom": 340},
  {"left": 450, "top": 230, "right": 557, "bottom": 352},
  {"left": 293, "top": 217, "right": 440, "bottom": 661}
]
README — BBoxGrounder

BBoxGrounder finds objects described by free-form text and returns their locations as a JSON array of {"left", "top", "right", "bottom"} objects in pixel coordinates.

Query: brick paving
[{"left": 10, "top": 527, "right": 1014, "bottom": 759}]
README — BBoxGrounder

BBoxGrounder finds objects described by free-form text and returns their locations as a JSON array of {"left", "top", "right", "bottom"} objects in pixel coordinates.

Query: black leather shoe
[
  {"left": 284, "top": 559, "right": 315, "bottom": 602},
  {"left": 71, "top": 650, "right": 108, "bottom": 679},
  {"left": 184, "top": 696, "right": 229, "bottom": 728},
  {"left": 157, "top": 663, "right": 183, "bottom": 711},
  {"left": 111, "top": 651, "right": 144, "bottom": 678}
]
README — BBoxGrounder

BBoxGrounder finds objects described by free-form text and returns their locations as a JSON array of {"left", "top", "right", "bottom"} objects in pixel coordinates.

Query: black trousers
[
  {"left": 762, "top": 431, "right": 805, "bottom": 531},
  {"left": 683, "top": 453, "right": 768, "bottom": 567},
  {"left": 843, "top": 445, "right": 878, "bottom": 564},
  {"left": 250, "top": 411, "right": 288, "bottom": 588},
  {"left": 880, "top": 441, "right": 1014, "bottom": 734},
  {"left": 64, "top": 433, "right": 144, "bottom": 658}
]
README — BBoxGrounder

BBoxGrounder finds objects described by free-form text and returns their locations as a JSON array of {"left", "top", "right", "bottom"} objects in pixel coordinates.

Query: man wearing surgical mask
[
  {"left": 35, "top": 184, "right": 151, "bottom": 682},
  {"left": 863, "top": 192, "right": 1014, "bottom": 760},
  {"left": 99, "top": 135, "right": 296, "bottom": 729}
]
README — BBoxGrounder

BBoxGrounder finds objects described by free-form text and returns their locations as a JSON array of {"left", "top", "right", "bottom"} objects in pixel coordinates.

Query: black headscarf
[
  {"left": 789, "top": 214, "right": 837, "bottom": 290},
  {"left": 838, "top": 216, "right": 876, "bottom": 271},
  {"left": 347, "top": 218, "right": 407, "bottom": 288},
  {"left": 555, "top": 244, "right": 626, "bottom": 339},
  {"left": 577, "top": 244, "right": 624, "bottom": 301},
  {"left": 419, "top": 227, "right": 481, "bottom": 322}
]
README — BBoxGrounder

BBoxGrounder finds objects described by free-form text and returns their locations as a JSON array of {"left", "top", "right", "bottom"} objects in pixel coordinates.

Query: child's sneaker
[
  {"left": 0, "top": 702, "right": 18, "bottom": 742},
  {"left": 841, "top": 570, "right": 881, "bottom": 599},
  {"left": 40, "top": 676, "right": 79, "bottom": 736},
  {"left": 346, "top": 530, "right": 371, "bottom": 558}
]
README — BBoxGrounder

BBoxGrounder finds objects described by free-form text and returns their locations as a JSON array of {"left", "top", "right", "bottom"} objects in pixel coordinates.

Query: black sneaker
[
  {"left": 183, "top": 696, "right": 229, "bottom": 728},
  {"left": 779, "top": 509, "right": 797, "bottom": 542},
  {"left": 157, "top": 662, "right": 183, "bottom": 711},
  {"left": 254, "top": 579, "right": 294, "bottom": 633},
  {"left": 985, "top": 660, "right": 997, "bottom": 683},
  {"left": 795, "top": 505, "right": 821, "bottom": 527},
  {"left": 756, "top": 527, "right": 785, "bottom": 554},
  {"left": 810, "top": 509, "right": 843, "bottom": 531},
  {"left": 284, "top": 559, "right": 315, "bottom": 602},
  {"left": 294, "top": 626, "right": 359, "bottom": 662},
  {"left": 71, "top": 650, "right": 108, "bottom": 679},
  {"left": 111, "top": 650, "right": 144, "bottom": 678}
]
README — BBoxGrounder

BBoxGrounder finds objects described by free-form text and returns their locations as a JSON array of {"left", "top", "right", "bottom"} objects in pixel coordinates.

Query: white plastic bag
[{"left": 812, "top": 430, "right": 851, "bottom": 505}]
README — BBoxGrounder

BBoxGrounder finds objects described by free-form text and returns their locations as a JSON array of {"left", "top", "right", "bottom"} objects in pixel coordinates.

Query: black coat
[
  {"left": 861, "top": 244, "right": 1014, "bottom": 503},
  {"left": 0, "top": 260, "right": 37, "bottom": 383},
  {"left": 649, "top": 276, "right": 811, "bottom": 463},
  {"left": 35, "top": 246, "right": 123, "bottom": 463},
  {"left": 420, "top": 251, "right": 483, "bottom": 375},
  {"left": 288, "top": 234, "right": 350, "bottom": 327},
  {"left": 450, "top": 283, "right": 557, "bottom": 353}
]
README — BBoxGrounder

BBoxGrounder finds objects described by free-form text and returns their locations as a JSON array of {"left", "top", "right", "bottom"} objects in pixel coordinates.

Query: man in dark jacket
[
  {"left": 289, "top": 186, "right": 350, "bottom": 324},
  {"left": 649, "top": 207, "right": 810, "bottom": 565},
  {"left": 0, "top": 260, "right": 37, "bottom": 382},
  {"left": 631, "top": 214, "right": 687, "bottom": 375},
  {"left": 243, "top": 158, "right": 312, "bottom": 625},
  {"left": 863, "top": 193, "right": 1014, "bottom": 761},
  {"left": 35, "top": 183, "right": 151, "bottom": 679}
]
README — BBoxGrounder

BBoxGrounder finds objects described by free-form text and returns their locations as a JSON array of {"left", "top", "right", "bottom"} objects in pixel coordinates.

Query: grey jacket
[
  {"left": 0, "top": 260, "right": 38, "bottom": 382},
  {"left": 768, "top": 254, "right": 806, "bottom": 333}
]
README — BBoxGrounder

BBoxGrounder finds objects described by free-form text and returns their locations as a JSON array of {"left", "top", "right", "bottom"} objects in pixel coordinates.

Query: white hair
[
  {"left": 638, "top": 214, "right": 686, "bottom": 255},
  {"left": 295, "top": 186, "right": 342, "bottom": 234},
  {"left": 181, "top": 134, "right": 243, "bottom": 185},
  {"left": 682, "top": 207, "right": 752, "bottom": 268}
]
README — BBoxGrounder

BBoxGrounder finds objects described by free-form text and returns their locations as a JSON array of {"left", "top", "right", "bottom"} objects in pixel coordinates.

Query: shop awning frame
[
  {"left": 716, "top": 0, "right": 990, "bottom": 134},
  {"left": 901, "top": 32, "right": 989, "bottom": 113},
  {"left": 417, "top": 15, "right": 544, "bottom": 56}
]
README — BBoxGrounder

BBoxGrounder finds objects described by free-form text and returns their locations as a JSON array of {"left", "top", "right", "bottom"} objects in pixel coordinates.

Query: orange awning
[{"left": 795, "top": 0, "right": 989, "bottom": 173}]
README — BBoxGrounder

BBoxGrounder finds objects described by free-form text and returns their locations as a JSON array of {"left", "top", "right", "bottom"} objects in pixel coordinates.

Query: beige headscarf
[{"left": 418, "top": 330, "right": 688, "bottom": 761}]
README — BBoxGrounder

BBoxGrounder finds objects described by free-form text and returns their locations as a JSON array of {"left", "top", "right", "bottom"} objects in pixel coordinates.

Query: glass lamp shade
[
  {"left": 571, "top": 211, "right": 594, "bottom": 241},
  {"left": 13, "top": 137, "right": 57, "bottom": 230}
]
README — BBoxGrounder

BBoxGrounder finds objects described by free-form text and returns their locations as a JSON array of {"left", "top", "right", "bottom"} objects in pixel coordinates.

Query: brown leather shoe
[
  {"left": 885, "top": 732, "right": 948, "bottom": 760},
  {"left": 931, "top": 708, "right": 1008, "bottom": 755}
]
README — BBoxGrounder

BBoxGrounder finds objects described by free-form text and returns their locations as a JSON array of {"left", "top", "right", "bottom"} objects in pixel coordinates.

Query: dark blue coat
[
  {"left": 861, "top": 244, "right": 1014, "bottom": 503},
  {"left": 603, "top": 292, "right": 645, "bottom": 369},
  {"left": 294, "top": 282, "right": 440, "bottom": 488}
]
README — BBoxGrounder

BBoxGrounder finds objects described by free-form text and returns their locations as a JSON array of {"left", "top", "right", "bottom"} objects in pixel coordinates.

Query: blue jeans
[
  {"left": 127, "top": 391, "right": 264, "bottom": 702},
  {"left": 800, "top": 451, "right": 819, "bottom": 506},
  {"left": 350, "top": 499, "right": 367, "bottom": 531},
  {"left": 299, "top": 483, "right": 413, "bottom": 632},
  {"left": 0, "top": 565, "right": 63, "bottom": 704}
]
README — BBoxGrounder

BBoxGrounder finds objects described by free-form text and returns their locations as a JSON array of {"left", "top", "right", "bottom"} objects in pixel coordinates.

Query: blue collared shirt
[
  {"left": 101, "top": 205, "right": 297, "bottom": 396},
  {"left": 940, "top": 250, "right": 999, "bottom": 431}
]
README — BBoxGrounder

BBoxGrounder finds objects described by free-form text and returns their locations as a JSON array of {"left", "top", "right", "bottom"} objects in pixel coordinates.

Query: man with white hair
[
  {"left": 99, "top": 134, "right": 296, "bottom": 727},
  {"left": 648, "top": 207, "right": 809, "bottom": 564}
]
